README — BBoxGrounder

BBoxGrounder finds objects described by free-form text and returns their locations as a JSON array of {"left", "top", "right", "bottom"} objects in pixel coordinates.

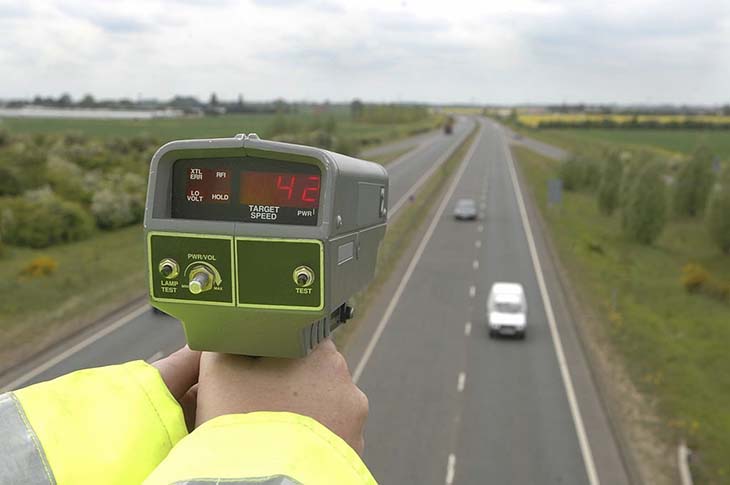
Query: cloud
[
  {"left": 0, "top": 0, "right": 728, "bottom": 104},
  {"left": 56, "top": 3, "right": 155, "bottom": 33}
]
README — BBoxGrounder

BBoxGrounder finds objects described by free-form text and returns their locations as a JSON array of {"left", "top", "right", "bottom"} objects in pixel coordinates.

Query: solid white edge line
[
  {"left": 353, "top": 121, "right": 483, "bottom": 383},
  {"left": 1, "top": 303, "right": 150, "bottom": 392},
  {"left": 445, "top": 453, "right": 456, "bottom": 485},
  {"left": 678, "top": 441, "right": 694, "bottom": 485},
  {"left": 390, "top": 121, "right": 473, "bottom": 216},
  {"left": 457, "top": 372, "right": 466, "bottom": 392},
  {"left": 501, "top": 128, "right": 600, "bottom": 485}
]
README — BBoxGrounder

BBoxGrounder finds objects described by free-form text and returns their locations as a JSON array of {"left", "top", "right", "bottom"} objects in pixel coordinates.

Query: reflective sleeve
[
  {"left": 1, "top": 361, "right": 187, "bottom": 485},
  {"left": 144, "top": 412, "right": 377, "bottom": 485}
]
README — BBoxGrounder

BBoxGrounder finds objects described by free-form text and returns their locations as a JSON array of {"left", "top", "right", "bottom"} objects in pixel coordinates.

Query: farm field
[
  {"left": 513, "top": 142, "right": 730, "bottom": 483},
  {"left": 0, "top": 111, "right": 443, "bottom": 147},
  {"left": 516, "top": 127, "right": 730, "bottom": 160}
]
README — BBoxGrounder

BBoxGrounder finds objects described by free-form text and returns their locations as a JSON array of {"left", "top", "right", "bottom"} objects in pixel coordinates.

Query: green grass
[
  {"left": 515, "top": 127, "right": 730, "bottom": 160},
  {"left": 336, "top": 125, "right": 479, "bottom": 347},
  {"left": 0, "top": 225, "right": 146, "bottom": 371},
  {"left": 0, "top": 113, "right": 442, "bottom": 147},
  {"left": 513, "top": 145, "right": 730, "bottom": 484}
]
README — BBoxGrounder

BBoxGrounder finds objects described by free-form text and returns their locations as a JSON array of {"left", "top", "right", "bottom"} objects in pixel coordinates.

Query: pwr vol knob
[{"left": 189, "top": 266, "right": 215, "bottom": 294}]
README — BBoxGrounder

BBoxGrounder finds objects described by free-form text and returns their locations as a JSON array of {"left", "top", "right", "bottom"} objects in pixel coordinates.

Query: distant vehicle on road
[
  {"left": 443, "top": 116, "right": 454, "bottom": 135},
  {"left": 487, "top": 282, "right": 527, "bottom": 339},
  {"left": 453, "top": 198, "right": 478, "bottom": 220}
]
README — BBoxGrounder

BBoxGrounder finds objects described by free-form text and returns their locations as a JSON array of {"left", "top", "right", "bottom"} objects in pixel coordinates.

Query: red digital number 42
[{"left": 276, "top": 175, "right": 320, "bottom": 203}]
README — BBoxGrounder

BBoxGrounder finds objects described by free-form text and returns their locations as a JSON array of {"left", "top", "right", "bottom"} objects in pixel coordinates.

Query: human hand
[
  {"left": 195, "top": 339, "right": 369, "bottom": 454},
  {"left": 152, "top": 346, "right": 201, "bottom": 432}
]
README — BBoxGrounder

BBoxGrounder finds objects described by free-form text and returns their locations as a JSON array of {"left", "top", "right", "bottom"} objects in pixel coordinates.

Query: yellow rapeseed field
[{"left": 518, "top": 113, "right": 730, "bottom": 128}]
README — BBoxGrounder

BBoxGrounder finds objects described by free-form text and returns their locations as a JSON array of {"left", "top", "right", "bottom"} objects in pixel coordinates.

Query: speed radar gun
[{"left": 144, "top": 134, "right": 388, "bottom": 357}]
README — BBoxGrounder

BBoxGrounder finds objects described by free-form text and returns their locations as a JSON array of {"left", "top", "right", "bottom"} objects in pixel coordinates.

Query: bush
[
  {"left": 47, "top": 156, "right": 91, "bottom": 204},
  {"left": 619, "top": 161, "right": 638, "bottom": 210},
  {"left": 0, "top": 163, "right": 22, "bottom": 196},
  {"left": 1, "top": 193, "right": 94, "bottom": 248},
  {"left": 682, "top": 263, "right": 710, "bottom": 293},
  {"left": 706, "top": 170, "right": 730, "bottom": 254},
  {"left": 673, "top": 146, "right": 715, "bottom": 217},
  {"left": 581, "top": 158, "right": 602, "bottom": 191},
  {"left": 597, "top": 153, "right": 623, "bottom": 216},
  {"left": 7, "top": 144, "right": 47, "bottom": 191},
  {"left": 91, "top": 188, "right": 137, "bottom": 229},
  {"left": 682, "top": 263, "right": 730, "bottom": 302},
  {"left": 560, "top": 156, "right": 584, "bottom": 191},
  {"left": 560, "top": 153, "right": 601, "bottom": 192},
  {"left": 19, "top": 256, "right": 58, "bottom": 277},
  {"left": 622, "top": 162, "right": 667, "bottom": 245}
]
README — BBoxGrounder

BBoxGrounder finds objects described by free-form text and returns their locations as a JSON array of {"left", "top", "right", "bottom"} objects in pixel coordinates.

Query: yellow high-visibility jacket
[{"left": 0, "top": 361, "right": 376, "bottom": 484}]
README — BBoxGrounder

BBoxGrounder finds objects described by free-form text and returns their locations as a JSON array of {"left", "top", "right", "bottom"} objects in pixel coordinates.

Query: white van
[{"left": 486, "top": 282, "right": 527, "bottom": 339}]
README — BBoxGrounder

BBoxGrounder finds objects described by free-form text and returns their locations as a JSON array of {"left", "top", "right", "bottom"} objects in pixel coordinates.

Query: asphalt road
[
  {"left": 1, "top": 117, "right": 631, "bottom": 485},
  {"left": 0, "top": 116, "right": 474, "bottom": 389},
  {"left": 344, "top": 119, "right": 630, "bottom": 484}
]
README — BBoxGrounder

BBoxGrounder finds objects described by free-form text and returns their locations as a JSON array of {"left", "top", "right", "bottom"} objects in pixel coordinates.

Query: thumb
[{"left": 152, "top": 346, "right": 202, "bottom": 401}]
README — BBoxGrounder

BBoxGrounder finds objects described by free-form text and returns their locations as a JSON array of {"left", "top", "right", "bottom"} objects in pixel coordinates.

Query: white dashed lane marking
[
  {"left": 457, "top": 372, "right": 466, "bottom": 392},
  {"left": 468, "top": 285, "right": 476, "bottom": 298},
  {"left": 445, "top": 453, "right": 456, "bottom": 485},
  {"left": 472, "top": 260, "right": 479, "bottom": 270},
  {"left": 464, "top": 322, "right": 472, "bottom": 336}
]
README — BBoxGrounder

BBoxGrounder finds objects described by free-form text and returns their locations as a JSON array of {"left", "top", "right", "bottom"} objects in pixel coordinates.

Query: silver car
[{"left": 453, "top": 198, "right": 478, "bottom": 220}]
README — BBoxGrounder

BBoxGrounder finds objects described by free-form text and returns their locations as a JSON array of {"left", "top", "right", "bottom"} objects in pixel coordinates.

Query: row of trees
[{"left": 561, "top": 146, "right": 730, "bottom": 252}]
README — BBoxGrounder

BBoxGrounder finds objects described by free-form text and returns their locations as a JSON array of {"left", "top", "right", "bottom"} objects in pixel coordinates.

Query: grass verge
[
  {"left": 335, "top": 124, "right": 479, "bottom": 347},
  {"left": 513, "top": 145, "right": 730, "bottom": 484},
  {"left": 0, "top": 225, "right": 146, "bottom": 372}
]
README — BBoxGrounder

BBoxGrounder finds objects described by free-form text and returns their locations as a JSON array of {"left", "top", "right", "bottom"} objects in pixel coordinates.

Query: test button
[{"left": 293, "top": 266, "right": 315, "bottom": 288}]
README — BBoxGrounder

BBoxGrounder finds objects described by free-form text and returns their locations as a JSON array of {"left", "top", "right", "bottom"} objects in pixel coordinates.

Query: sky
[{"left": 0, "top": 0, "right": 728, "bottom": 105}]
